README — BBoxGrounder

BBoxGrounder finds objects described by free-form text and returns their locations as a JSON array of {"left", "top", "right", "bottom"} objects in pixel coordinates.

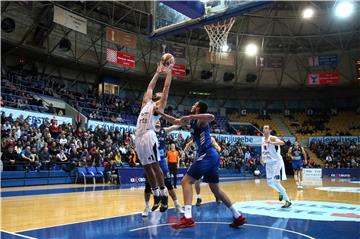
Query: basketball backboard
[{"left": 150, "top": 0, "right": 271, "bottom": 39}]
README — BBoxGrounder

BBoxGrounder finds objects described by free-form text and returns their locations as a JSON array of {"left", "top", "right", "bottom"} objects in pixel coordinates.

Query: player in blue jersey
[
  {"left": 142, "top": 121, "right": 184, "bottom": 216},
  {"left": 157, "top": 101, "right": 246, "bottom": 229},
  {"left": 287, "top": 141, "right": 307, "bottom": 189}
]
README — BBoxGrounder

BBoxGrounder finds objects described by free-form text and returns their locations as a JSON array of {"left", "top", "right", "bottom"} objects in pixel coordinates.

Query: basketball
[
  {"left": 160, "top": 53, "right": 175, "bottom": 67},
  {"left": 254, "top": 170, "right": 260, "bottom": 176}
]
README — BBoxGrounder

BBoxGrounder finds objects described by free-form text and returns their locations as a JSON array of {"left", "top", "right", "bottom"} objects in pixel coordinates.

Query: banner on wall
[
  {"left": 87, "top": 120, "right": 295, "bottom": 146},
  {"left": 309, "top": 136, "right": 360, "bottom": 144},
  {"left": 160, "top": 43, "right": 186, "bottom": 58},
  {"left": 1, "top": 108, "right": 72, "bottom": 126},
  {"left": 256, "top": 56, "right": 284, "bottom": 68},
  {"left": 172, "top": 64, "right": 186, "bottom": 78},
  {"left": 307, "top": 71, "right": 340, "bottom": 85},
  {"left": 106, "top": 48, "right": 135, "bottom": 68},
  {"left": 106, "top": 27, "right": 137, "bottom": 49},
  {"left": 308, "top": 55, "right": 337, "bottom": 67},
  {"left": 53, "top": 6, "right": 87, "bottom": 34},
  {"left": 207, "top": 52, "right": 235, "bottom": 66}
]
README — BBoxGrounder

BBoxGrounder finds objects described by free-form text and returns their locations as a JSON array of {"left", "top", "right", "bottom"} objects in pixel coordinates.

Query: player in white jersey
[
  {"left": 261, "top": 125, "right": 291, "bottom": 208},
  {"left": 135, "top": 61, "right": 174, "bottom": 212}
]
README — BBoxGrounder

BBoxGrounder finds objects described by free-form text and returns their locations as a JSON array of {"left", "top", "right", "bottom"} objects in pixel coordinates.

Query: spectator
[{"left": 1, "top": 146, "right": 18, "bottom": 171}]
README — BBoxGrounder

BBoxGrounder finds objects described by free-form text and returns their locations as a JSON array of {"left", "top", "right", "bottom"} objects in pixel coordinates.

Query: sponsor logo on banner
[
  {"left": 0, "top": 108, "right": 72, "bottom": 126},
  {"left": 303, "top": 168, "right": 322, "bottom": 179},
  {"left": 160, "top": 43, "right": 186, "bottom": 58},
  {"left": 234, "top": 200, "right": 360, "bottom": 222},
  {"left": 207, "top": 52, "right": 235, "bottom": 66},
  {"left": 256, "top": 56, "right": 284, "bottom": 68},
  {"left": 106, "top": 48, "right": 135, "bottom": 68},
  {"left": 307, "top": 71, "right": 340, "bottom": 85},
  {"left": 172, "top": 64, "right": 186, "bottom": 78},
  {"left": 87, "top": 120, "right": 295, "bottom": 146},
  {"left": 87, "top": 120, "right": 191, "bottom": 138},
  {"left": 309, "top": 55, "right": 337, "bottom": 66},
  {"left": 315, "top": 187, "right": 360, "bottom": 193},
  {"left": 309, "top": 136, "right": 360, "bottom": 144},
  {"left": 106, "top": 27, "right": 137, "bottom": 49},
  {"left": 53, "top": 6, "right": 87, "bottom": 34},
  {"left": 322, "top": 168, "right": 360, "bottom": 179}
]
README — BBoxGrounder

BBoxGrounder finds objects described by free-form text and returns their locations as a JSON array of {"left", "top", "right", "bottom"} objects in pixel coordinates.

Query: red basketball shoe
[
  {"left": 171, "top": 216, "right": 196, "bottom": 229},
  {"left": 229, "top": 215, "right": 247, "bottom": 228}
]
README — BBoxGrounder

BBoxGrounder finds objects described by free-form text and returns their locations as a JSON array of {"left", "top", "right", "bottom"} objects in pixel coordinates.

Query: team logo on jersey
[
  {"left": 234, "top": 200, "right": 360, "bottom": 221},
  {"left": 315, "top": 187, "right": 360, "bottom": 193}
]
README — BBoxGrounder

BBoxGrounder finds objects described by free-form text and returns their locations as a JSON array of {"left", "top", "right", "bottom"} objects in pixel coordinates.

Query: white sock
[
  {"left": 184, "top": 205, "right": 192, "bottom": 219},
  {"left": 145, "top": 201, "right": 150, "bottom": 208},
  {"left": 174, "top": 199, "right": 180, "bottom": 207},
  {"left": 274, "top": 181, "right": 289, "bottom": 201},
  {"left": 160, "top": 187, "right": 167, "bottom": 196},
  {"left": 230, "top": 205, "right": 241, "bottom": 218},
  {"left": 153, "top": 188, "right": 160, "bottom": 197},
  {"left": 197, "top": 194, "right": 201, "bottom": 199}
]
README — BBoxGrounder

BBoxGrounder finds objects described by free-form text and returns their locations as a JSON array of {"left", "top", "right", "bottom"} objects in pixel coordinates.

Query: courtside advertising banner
[
  {"left": 303, "top": 168, "right": 322, "bottom": 179},
  {"left": 1, "top": 108, "right": 72, "bottom": 126},
  {"left": 53, "top": 6, "right": 87, "bottom": 34},
  {"left": 309, "top": 136, "right": 360, "bottom": 144}
]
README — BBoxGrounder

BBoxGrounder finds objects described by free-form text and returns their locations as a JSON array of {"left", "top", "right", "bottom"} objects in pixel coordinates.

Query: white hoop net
[{"left": 204, "top": 17, "right": 235, "bottom": 53}]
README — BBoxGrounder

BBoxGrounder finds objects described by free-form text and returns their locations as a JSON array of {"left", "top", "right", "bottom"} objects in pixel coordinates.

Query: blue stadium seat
[
  {"left": 87, "top": 167, "right": 105, "bottom": 184},
  {"left": 75, "top": 167, "right": 95, "bottom": 185}
]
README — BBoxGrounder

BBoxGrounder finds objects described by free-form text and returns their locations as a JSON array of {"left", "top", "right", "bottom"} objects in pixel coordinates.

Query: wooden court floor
[{"left": 1, "top": 177, "right": 359, "bottom": 233}]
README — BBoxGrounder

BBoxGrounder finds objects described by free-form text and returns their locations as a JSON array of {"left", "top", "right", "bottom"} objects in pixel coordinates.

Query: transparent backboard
[{"left": 150, "top": 0, "right": 270, "bottom": 38}]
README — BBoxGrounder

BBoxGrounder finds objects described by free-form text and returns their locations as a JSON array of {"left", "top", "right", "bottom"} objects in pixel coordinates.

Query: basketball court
[
  {"left": 1, "top": 0, "right": 360, "bottom": 238},
  {"left": 1, "top": 177, "right": 359, "bottom": 239}
]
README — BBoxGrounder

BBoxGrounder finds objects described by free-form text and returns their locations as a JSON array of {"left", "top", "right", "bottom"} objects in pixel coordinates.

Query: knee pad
[
  {"left": 165, "top": 177, "right": 173, "bottom": 191},
  {"left": 145, "top": 182, "right": 152, "bottom": 194}
]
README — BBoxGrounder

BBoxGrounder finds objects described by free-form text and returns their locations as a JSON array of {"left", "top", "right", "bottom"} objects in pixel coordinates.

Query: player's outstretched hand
[
  {"left": 156, "top": 63, "right": 166, "bottom": 74},
  {"left": 180, "top": 115, "right": 191, "bottom": 125}
]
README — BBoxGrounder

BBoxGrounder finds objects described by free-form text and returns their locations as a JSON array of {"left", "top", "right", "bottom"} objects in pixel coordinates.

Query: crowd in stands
[
  {"left": 310, "top": 141, "right": 360, "bottom": 168},
  {"left": 0, "top": 112, "right": 139, "bottom": 172}
]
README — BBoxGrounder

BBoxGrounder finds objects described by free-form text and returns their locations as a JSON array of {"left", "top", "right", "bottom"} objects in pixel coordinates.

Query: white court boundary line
[
  {"left": 1, "top": 229, "right": 38, "bottom": 239},
  {"left": 129, "top": 222, "right": 316, "bottom": 239}
]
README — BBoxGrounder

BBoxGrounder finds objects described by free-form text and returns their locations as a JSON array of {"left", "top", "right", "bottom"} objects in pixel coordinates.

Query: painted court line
[
  {"left": 1, "top": 230, "right": 38, "bottom": 239},
  {"left": 128, "top": 222, "right": 316, "bottom": 239}
]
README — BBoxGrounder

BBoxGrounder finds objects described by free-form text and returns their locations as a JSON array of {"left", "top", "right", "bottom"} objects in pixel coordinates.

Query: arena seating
[
  {"left": 282, "top": 111, "right": 360, "bottom": 140},
  {"left": 228, "top": 112, "right": 284, "bottom": 136}
]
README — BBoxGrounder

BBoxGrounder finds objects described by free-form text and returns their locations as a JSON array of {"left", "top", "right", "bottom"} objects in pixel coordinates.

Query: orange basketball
[{"left": 160, "top": 53, "right": 175, "bottom": 66}]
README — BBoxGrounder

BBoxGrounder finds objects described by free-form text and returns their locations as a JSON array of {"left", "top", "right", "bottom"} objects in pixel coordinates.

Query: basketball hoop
[{"left": 204, "top": 17, "right": 235, "bottom": 53}]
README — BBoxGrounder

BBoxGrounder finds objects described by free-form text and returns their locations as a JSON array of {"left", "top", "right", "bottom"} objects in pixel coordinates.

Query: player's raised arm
[
  {"left": 211, "top": 137, "right": 221, "bottom": 152},
  {"left": 142, "top": 63, "right": 163, "bottom": 108},
  {"left": 179, "top": 114, "right": 215, "bottom": 125},
  {"left": 157, "top": 62, "right": 175, "bottom": 111},
  {"left": 164, "top": 125, "right": 181, "bottom": 134},
  {"left": 268, "top": 136, "right": 285, "bottom": 146},
  {"left": 157, "top": 111, "right": 182, "bottom": 125}
]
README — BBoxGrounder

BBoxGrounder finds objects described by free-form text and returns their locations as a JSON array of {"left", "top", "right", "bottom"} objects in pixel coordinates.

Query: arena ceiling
[{"left": 1, "top": 1, "right": 360, "bottom": 98}]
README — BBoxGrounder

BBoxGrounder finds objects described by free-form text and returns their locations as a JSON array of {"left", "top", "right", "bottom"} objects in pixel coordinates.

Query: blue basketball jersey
[
  {"left": 291, "top": 146, "right": 303, "bottom": 161},
  {"left": 156, "top": 128, "right": 166, "bottom": 161},
  {"left": 190, "top": 120, "right": 213, "bottom": 156}
]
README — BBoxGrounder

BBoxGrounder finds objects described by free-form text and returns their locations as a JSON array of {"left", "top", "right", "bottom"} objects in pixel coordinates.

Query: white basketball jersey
[
  {"left": 261, "top": 137, "right": 283, "bottom": 163},
  {"left": 136, "top": 101, "right": 161, "bottom": 136}
]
